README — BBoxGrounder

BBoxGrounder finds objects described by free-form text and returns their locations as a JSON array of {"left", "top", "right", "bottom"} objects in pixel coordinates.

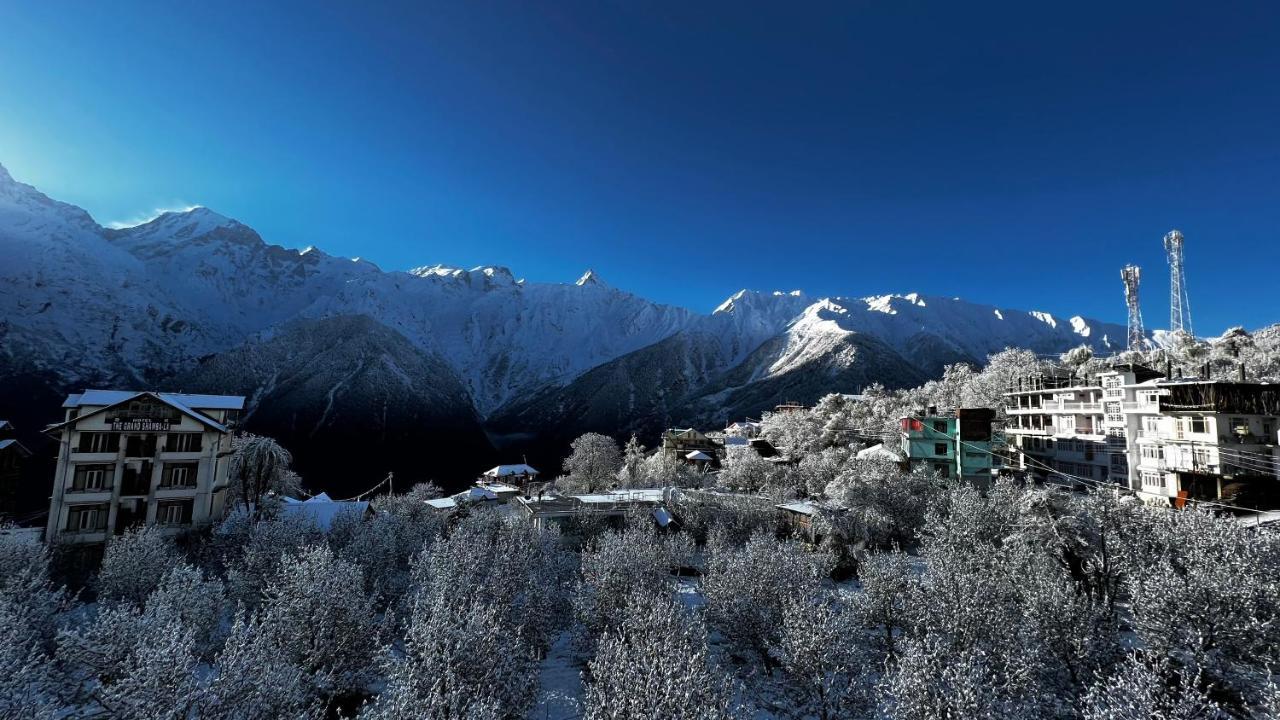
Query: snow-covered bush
[{"left": 221, "top": 511, "right": 322, "bottom": 607}]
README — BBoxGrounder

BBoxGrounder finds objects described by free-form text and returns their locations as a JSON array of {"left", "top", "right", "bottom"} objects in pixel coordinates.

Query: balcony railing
[{"left": 1057, "top": 401, "right": 1102, "bottom": 412}]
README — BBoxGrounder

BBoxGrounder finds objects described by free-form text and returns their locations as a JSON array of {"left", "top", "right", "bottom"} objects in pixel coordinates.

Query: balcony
[{"left": 1057, "top": 401, "right": 1101, "bottom": 413}]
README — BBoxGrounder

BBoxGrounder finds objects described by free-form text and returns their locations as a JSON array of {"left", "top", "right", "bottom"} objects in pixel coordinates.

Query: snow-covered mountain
[{"left": 0, "top": 162, "right": 1132, "bottom": 487}]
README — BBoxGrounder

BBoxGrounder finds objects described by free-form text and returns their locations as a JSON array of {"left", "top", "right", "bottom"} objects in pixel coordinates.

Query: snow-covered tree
[
  {"left": 775, "top": 593, "right": 870, "bottom": 720},
  {"left": 851, "top": 548, "right": 914, "bottom": 659},
  {"left": 144, "top": 563, "right": 228, "bottom": 656},
  {"left": 200, "top": 613, "right": 323, "bottom": 720},
  {"left": 703, "top": 530, "right": 829, "bottom": 668},
  {"left": 228, "top": 434, "right": 298, "bottom": 518},
  {"left": 1079, "top": 652, "right": 1221, "bottom": 720},
  {"left": 583, "top": 586, "right": 735, "bottom": 720},
  {"left": 97, "top": 524, "right": 181, "bottom": 606},
  {"left": 561, "top": 432, "right": 623, "bottom": 493},
  {"left": 362, "top": 594, "right": 535, "bottom": 720},
  {"left": 412, "top": 512, "right": 573, "bottom": 658},
  {"left": 90, "top": 614, "right": 202, "bottom": 720},
  {"left": 221, "top": 512, "right": 322, "bottom": 607},
  {"left": 0, "top": 595, "right": 61, "bottom": 719},
  {"left": 615, "top": 434, "right": 649, "bottom": 487},
  {"left": 880, "top": 633, "right": 1036, "bottom": 720},
  {"left": 717, "top": 447, "right": 777, "bottom": 493},
  {"left": 1122, "top": 508, "right": 1280, "bottom": 710},
  {"left": 404, "top": 481, "right": 444, "bottom": 501},
  {"left": 258, "top": 545, "right": 381, "bottom": 698},
  {"left": 574, "top": 524, "right": 682, "bottom": 641}
]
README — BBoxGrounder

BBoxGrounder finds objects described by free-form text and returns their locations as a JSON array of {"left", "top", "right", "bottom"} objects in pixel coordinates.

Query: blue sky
[{"left": 1, "top": 1, "right": 1278, "bottom": 333}]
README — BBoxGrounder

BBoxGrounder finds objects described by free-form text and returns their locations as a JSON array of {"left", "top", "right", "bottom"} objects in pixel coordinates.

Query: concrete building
[
  {"left": 899, "top": 408, "right": 996, "bottom": 483},
  {"left": 43, "top": 390, "right": 244, "bottom": 544},
  {"left": 1004, "top": 365, "right": 1280, "bottom": 509},
  {"left": 1003, "top": 371, "right": 1110, "bottom": 484}
]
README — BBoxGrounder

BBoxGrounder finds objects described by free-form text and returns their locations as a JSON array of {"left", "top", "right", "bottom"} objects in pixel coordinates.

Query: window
[
  {"left": 1190, "top": 417, "right": 1207, "bottom": 434},
  {"left": 1140, "top": 471, "right": 1165, "bottom": 488},
  {"left": 1140, "top": 445, "right": 1160, "bottom": 461},
  {"left": 77, "top": 432, "right": 119, "bottom": 454},
  {"left": 71, "top": 464, "right": 113, "bottom": 492},
  {"left": 161, "top": 463, "right": 198, "bottom": 488},
  {"left": 124, "top": 435, "right": 158, "bottom": 458},
  {"left": 1230, "top": 418, "right": 1249, "bottom": 435},
  {"left": 157, "top": 500, "right": 193, "bottom": 525},
  {"left": 1059, "top": 416, "right": 1076, "bottom": 432},
  {"left": 932, "top": 421, "right": 948, "bottom": 434},
  {"left": 165, "top": 433, "right": 203, "bottom": 453},
  {"left": 1193, "top": 448, "right": 1211, "bottom": 467},
  {"left": 934, "top": 443, "right": 949, "bottom": 456},
  {"left": 66, "top": 504, "right": 109, "bottom": 532}
]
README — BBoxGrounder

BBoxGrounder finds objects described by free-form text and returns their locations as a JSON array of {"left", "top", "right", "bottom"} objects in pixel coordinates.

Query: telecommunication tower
[
  {"left": 1121, "top": 265, "right": 1146, "bottom": 351},
  {"left": 1164, "top": 229, "right": 1193, "bottom": 336}
]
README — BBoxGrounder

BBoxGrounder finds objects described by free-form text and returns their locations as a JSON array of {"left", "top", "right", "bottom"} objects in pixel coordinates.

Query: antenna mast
[
  {"left": 1163, "top": 229, "right": 1193, "bottom": 336},
  {"left": 1121, "top": 265, "right": 1146, "bottom": 351}
]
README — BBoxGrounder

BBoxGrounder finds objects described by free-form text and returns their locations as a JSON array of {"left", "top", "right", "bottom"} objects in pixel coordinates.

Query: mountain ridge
[{"left": 0, "top": 162, "right": 1137, "bottom": 491}]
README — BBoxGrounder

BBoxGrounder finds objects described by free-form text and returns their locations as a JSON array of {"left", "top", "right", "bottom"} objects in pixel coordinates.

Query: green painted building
[{"left": 899, "top": 408, "right": 997, "bottom": 483}]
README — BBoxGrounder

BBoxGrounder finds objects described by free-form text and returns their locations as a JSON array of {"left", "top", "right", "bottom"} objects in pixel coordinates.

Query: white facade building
[
  {"left": 1004, "top": 372, "right": 1110, "bottom": 484},
  {"left": 1006, "top": 366, "right": 1280, "bottom": 509},
  {"left": 44, "top": 390, "right": 244, "bottom": 544}
]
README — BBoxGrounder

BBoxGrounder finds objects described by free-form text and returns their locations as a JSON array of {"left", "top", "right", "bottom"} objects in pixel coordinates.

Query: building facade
[
  {"left": 1003, "top": 371, "right": 1110, "bottom": 484},
  {"left": 44, "top": 391, "right": 244, "bottom": 544},
  {"left": 1004, "top": 366, "right": 1280, "bottom": 509},
  {"left": 899, "top": 408, "right": 996, "bottom": 483}
]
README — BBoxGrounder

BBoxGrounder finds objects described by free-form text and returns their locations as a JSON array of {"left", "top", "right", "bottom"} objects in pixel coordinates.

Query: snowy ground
[{"left": 532, "top": 633, "right": 583, "bottom": 720}]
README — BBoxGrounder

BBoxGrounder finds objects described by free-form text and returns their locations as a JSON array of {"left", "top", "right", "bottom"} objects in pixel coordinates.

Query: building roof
[
  {"left": 0, "top": 420, "right": 11, "bottom": 431},
  {"left": 856, "top": 443, "right": 904, "bottom": 462},
  {"left": 777, "top": 501, "right": 821, "bottom": 516},
  {"left": 477, "top": 482, "right": 521, "bottom": 494},
  {"left": 483, "top": 464, "right": 539, "bottom": 477},
  {"left": 653, "top": 506, "right": 674, "bottom": 527},
  {"left": 63, "top": 390, "right": 246, "bottom": 411},
  {"left": 49, "top": 390, "right": 241, "bottom": 434},
  {"left": 424, "top": 497, "right": 458, "bottom": 510},
  {"left": 686, "top": 450, "right": 713, "bottom": 461},
  {"left": 279, "top": 492, "right": 370, "bottom": 531},
  {"left": 0, "top": 438, "right": 31, "bottom": 456}
]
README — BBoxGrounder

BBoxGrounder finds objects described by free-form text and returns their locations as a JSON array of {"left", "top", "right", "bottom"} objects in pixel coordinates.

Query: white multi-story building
[
  {"left": 44, "top": 390, "right": 245, "bottom": 544},
  {"left": 1007, "top": 365, "right": 1280, "bottom": 509},
  {"left": 1003, "top": 372, "right": 1110, "bottom": 484}
]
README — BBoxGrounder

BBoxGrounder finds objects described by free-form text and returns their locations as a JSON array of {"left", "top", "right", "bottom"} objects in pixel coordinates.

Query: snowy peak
[{"left": 576, "top": 269, "right": 607, "bottom": 287}]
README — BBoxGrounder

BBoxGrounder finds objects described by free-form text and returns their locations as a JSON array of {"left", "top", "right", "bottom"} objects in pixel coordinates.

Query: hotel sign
[{"left": 110, "top": 418, "right": 174, "bottom": 432}]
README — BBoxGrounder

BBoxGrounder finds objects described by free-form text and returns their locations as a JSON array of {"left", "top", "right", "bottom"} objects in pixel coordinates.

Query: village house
[
  {"left": 43, "top": 390, "right": 244, "bottom": 544},
  {"left": 515, "top": 487, "right": 672, "bottom": 531},
  {"left": 660, "top": 428, "right": 718, "bottom": 461},
  {"left": 0, "top": 420, "right": 32, "bottom": 519}
]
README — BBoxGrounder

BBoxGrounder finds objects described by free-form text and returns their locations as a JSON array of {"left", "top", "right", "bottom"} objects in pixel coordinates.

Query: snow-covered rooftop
[
  {"left": 483, "top": 464, "right": 539, "bottom": 478},
  {"left": 63, "top": 389, "right": 246, "bottom": 410},
  {"left": 686, "top": 450, "right": 713, "bottom": 461},
  {"left": 425, "top": 497, "right": 458, "bottom": 510},
  {"left": 777, "top": 501, "right": 821, "bottom": 516},
  {"left": 856, "top": 443, "right": 904, "bottom": 462},
  {"left": 280, "top": 493, "right": 370, "bottom": 530}
]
